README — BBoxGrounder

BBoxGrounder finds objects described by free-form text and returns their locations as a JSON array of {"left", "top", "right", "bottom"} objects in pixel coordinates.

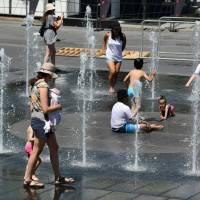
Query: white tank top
[{"left": 106, "top": 33, "right": 123, "bottom": 62}]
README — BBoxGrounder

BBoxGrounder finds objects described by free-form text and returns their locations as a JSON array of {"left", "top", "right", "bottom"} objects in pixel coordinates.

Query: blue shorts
[
  {"left": 112, "top": 123, "right": 140, "bottom": 134},
  {"left": 127, "top": 87, "right": 134, "bottom": 96},
  {"left": 31, "top": 117, "right": 54, "bottom": 140}
]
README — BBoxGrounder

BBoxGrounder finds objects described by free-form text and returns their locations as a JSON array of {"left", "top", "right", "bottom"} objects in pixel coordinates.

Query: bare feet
[
  {"left": 23, "top": 180, "right": 44, "bottom": 189},
  {"left": 32, "top": 175, "right": 39, "bottom": 181},
  {"left": 109, "top": 87, "right": 115, "bottom": 95}
]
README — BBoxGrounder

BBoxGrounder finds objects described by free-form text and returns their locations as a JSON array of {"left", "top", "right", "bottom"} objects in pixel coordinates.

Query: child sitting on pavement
[
  {"left": 111, "top": 89, "right": 164, "bottom": 134},
  {"left": 159, "top": 95, "right": 175, "bottom": 120},
  {"left": 123, "top": 58, "right": 156, "bottom": 118}
]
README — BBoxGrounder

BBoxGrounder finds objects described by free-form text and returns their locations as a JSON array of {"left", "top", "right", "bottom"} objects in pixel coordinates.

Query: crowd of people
[{"left": 23, "top": 2, "right": 200, "bottom": 189}]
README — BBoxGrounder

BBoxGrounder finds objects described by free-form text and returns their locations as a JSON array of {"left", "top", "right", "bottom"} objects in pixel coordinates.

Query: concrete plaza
[{"left": 0, "top": 17, "right": 200, "bottom": 200}]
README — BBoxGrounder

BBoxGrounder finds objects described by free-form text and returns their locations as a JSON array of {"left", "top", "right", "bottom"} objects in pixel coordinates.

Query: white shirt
[
  {"left": 111, "top": 102, "right": 132, "bottom": 129},
  {"left": 49, "top": 88, "right": 61, "bottom": 128},
  {"left": 106, "top": 34, "right": 123, "bottom": 62},
  {"left": 195, "top": 64, "right": 200, "bottom": 75}
]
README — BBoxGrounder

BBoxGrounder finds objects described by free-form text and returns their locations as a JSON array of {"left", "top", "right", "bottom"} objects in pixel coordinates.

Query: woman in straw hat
[
  {"left": 42, "top": 3, "right": 63, "bottom": 65},
  {"left": 24, "top": 63, "right": 75, "bottom": 188}
]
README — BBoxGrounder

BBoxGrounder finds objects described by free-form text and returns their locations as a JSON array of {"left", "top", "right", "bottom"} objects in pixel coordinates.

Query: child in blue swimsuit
[{"left": 124, "top": 59, "right": 156, "bottom": 118}]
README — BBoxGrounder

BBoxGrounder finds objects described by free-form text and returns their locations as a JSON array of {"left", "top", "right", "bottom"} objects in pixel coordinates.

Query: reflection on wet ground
[
  {"left": 1, "top": 70, "right": 197, "bottom": 199},
  {"left": 4, "top": 70, "right": 190, "bottom": 123}
]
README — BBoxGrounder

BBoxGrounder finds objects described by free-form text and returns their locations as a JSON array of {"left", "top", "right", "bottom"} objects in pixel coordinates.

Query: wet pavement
[{"left": 1, "top": 18, "right": 200, "bottom": 200}]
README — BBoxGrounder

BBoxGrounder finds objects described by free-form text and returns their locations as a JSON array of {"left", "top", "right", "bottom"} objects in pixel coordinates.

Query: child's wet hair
[
  {"left": 159, "top": 95, "right": 167, "bottom": 103},
  {"left": 134, "top": 58, "right": 143, "bottom": 69},
  {"left": 117, "top": 89, "right": 128, "bottom": 102}
]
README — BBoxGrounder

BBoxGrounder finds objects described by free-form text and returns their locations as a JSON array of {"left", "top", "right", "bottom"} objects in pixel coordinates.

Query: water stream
[
  {"left": 149, "top": 31, "right": 159, "bottom": 100},
  {"left": 0, "top": 48, "right": 11, "bottom": 153},
  {"left": 76, "top": 5, "right": 96, "bottom": 167},
  {"left": 188, "top": 21, "right": 200, "bottom": 176}
]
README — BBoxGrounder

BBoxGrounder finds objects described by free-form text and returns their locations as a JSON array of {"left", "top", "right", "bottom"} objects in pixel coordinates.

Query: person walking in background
[
  {"left": 42, "top": 3, "right": 63, "bottom": 65},
  {"left": 24, "top": 63, "right": 75, "bottom": 188},
  {"left": 103, "top": 21, "right": 126, "bottom": 94}
]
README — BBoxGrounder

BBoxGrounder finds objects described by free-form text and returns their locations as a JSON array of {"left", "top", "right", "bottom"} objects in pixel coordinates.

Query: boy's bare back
[
  {"left": 124, "top": 69, "right": 145, "bottom": 88},
  {"left": 124, "top": 69, "right": 156, "bottom": 88}
]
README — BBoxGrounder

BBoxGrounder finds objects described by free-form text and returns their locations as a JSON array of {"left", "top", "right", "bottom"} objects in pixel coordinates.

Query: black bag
[{"left": 39, "top": 22, "right": 46, "bottom": 37}]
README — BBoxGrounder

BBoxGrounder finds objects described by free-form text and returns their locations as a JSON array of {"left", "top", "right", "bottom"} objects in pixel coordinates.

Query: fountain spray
[{"left": 149, "top": 31, "right": 159, "bottom": 99}]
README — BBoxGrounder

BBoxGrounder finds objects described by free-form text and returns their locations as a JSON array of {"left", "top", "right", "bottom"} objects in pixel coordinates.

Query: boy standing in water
[{"left": 123, "top": 58, "right": 156, "bottom": 118}]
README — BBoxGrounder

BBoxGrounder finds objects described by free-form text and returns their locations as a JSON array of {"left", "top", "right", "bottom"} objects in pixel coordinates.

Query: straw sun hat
[
  {"left": 38, "top": 62, "right": 58, "bottom": 79},
  {"left": 45, "top": 3, "right": 55, "bottom": 13}
]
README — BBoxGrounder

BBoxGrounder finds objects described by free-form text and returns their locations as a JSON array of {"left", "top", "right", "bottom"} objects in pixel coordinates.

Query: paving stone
[
  {"left": 163, "top": 181, "right": 200, "bottom": 199},
  {"left": 76, "top": 189, "right": 110, "bottom": 200},
  {"left": 134, "top": 194, "right": 167, "bottom": 200},
  {"left": 167, "top": 198, "right": 183, "bottom": 200},
  {"left": 81, "top": 177, "right": 122, "bottom": 190},
  {"left": 187, "top": 192, "right": 200, "bottom": 200},
  {"left": 135, "top": 180, "right": 181, "bottom": 195},
  {"left": 98, "top": 191, "right": 138, "bottom": 200},
  {"left": 106, "top": 179, "right": 151, "bottom": 193}
]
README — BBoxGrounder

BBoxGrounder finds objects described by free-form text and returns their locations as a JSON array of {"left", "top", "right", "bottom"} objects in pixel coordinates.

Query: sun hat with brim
[
  {"left": 38, "top": 62, "right": 58, "bottom": 79},
  {"left": 45, "top": 3, "right": 55, "bottom": 13}
]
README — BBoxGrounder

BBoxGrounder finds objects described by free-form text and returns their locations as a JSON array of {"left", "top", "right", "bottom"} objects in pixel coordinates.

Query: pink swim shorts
[{"left": 24, "top": 142, "right": 33, "bottom": 155}]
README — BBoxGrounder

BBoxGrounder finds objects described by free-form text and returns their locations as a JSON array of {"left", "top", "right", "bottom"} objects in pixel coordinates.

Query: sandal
[
  {"left": 23, "top": 180, "right": 44, "bottom": 189},
  {"left": 55, "top": 176, "right": 75, "bottom": 185}
]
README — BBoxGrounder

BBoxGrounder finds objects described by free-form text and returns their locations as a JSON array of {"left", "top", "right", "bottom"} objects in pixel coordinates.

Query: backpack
[{"left": 39, "top": 22, "right": 46, "bottom": 37}]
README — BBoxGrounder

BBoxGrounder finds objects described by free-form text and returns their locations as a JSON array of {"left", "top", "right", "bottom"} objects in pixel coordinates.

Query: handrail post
[{"left": 140, "top": 20, "right": 145, "bottom": 58}]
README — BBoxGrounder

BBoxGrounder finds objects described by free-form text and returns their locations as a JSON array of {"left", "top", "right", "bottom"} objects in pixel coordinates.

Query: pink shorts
[{"left": 24, "top": 142, "right": 33, "bottom": 155}]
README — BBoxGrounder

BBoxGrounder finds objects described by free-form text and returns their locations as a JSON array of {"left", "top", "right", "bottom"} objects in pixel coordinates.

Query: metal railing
[{"left": 140, "top": 17, "right": 200, "bottom": 62}]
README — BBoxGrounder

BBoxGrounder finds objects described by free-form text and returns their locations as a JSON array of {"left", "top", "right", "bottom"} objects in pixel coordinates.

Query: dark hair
[
  {"left": 117, "top": 89, "right": 128, "bottom": 102},
  {"left": 159, "top": 95, "right": 167, "bottom": 103},
  {"left": 42, "top": 10, "right": 54, "bottom": 22},
  {"left": 134, "top": 58, "right": 144, "bottom": 69},
  {"left": 29, "top": 77, "right": 38, "bottom": 88},
  {"left": 28, "top": 72, "right": 49, "bottom": 88},
  {"left": 111, "top": 21, "right": 124, "bottom": 41}
]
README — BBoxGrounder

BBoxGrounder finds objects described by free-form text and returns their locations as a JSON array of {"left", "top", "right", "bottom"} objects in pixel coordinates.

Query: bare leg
[
  {"left": 49, "top": 44, "right": 56, "bottom": 65},
  {"left": 112, "top": 62, "right": 122, "bottom": 88},
  {"left": 132, "top": 97, "right": 141, "bottom": 117},
  {"left": 44, "top": 45, "right": 50, "bottom": 63},
  {"left": 150, "top": 124, "right": 164, "bottom": 130},
  {"left": 139, "top": 122, "right": 164, "bottom": 132},
  {"left": 44, "top": 44, "right": 56, "bottom": 65},
  {"left": 131, "top": 100, "right": 137, "bottom": 117},
  {"left": 32, "top": 157, "right": 42, "bottom": 181},
  {"left": 107, "top": 61, "right": 116, "bottom": 94},
  {"left": 46, "top": 133, "right": 60, "bottom": 178},
  {"left": 24, "top": 136, "right": 45, "bottom": 182}
]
